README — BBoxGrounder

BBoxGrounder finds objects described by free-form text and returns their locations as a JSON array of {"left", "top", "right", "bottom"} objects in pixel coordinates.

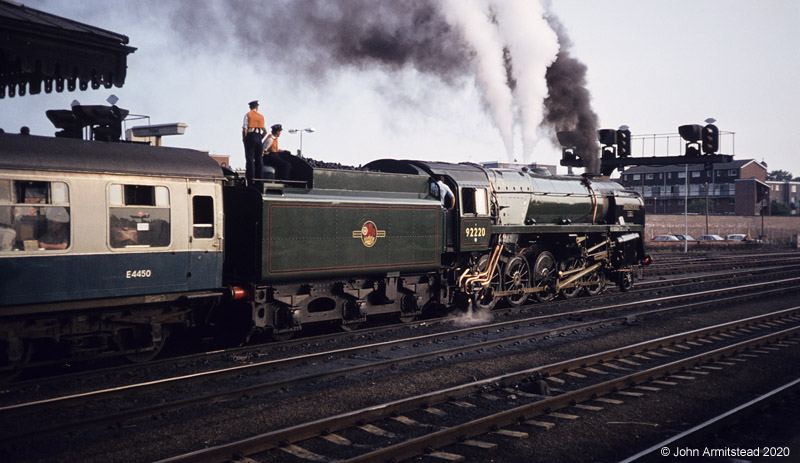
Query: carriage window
[
  {"left": 461, "top": 188, "right": 489, "bottom": 215},
  {"left": 109, "top": 184, "right": 170, "bottom": 248},
  {"left": 192, "top": 196, "right": 214, "bottom": 239},
  {"left": 1, "top": 180, "right": 70, "bottom": 252}
]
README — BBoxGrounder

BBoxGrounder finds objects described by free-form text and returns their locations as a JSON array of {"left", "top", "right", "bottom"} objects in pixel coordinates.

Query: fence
[{"left": 644, "top": 214, "right": 800, "bottom": 245}]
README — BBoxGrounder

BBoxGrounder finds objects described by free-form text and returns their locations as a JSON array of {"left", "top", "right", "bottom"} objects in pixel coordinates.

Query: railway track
[
  {"left": 4, "top": 267, "right": 800, "bottom": 409},
  {"left": 644, "top": 251, "right": 800, "bottom": 276},
  {"left": 6, "top": 253, "right": 800, "bottom": 388},
  {"left": 3, "top": 251, "right": 800, "bottom": 462},
  {"left": 150, "top": 308, "right": 800, "bottom": 463},
  {"left": 2, "top": 276, "right": 800, "bottom": 460},
  {"left": 620, "top": 377, "right": 800, "bottom": 462}
]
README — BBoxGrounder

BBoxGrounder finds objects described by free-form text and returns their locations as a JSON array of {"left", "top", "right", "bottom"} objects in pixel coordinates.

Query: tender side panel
[{"left": 263, "top": 202, "right": 440, "bottom": 281}]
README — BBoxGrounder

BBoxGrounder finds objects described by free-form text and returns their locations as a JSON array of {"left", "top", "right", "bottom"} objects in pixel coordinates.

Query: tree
[
  {"left": 771, "top": 200, "right": 792, "bottom": 216},
  {"left": 688, "top": 199, "right": 709, "bottom": 214},
  {"left": 767, "top": 170, "right": 793, "bottom": 181}
]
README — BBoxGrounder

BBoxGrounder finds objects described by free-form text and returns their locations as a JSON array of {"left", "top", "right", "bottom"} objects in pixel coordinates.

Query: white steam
[
  {"left": 448, "top": 303, "right": 494, "bottom": 327},
  {"left": 440, "top": 0, "right": 515, "bottom": 160},
  {"left": 439, "top": 0, "right": 560, "bottom": 163}
]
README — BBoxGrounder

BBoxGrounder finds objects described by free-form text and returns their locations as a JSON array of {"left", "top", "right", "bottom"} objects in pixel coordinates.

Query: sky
[{"left": 2, "top": 0, "right": 799, "bottom": 178}]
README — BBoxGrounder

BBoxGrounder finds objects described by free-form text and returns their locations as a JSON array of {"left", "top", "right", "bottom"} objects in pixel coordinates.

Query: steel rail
[
  {"left": 6, "top": 256, "right": 797, "bottom": 387},
  {"left": 6, "top": 284, "right": 800, "bottom": 444},
  {"left": 4, "top": 274, "right": 799, "bottom": 415},
  {"left": 6, "top": 287, "right": 800, "bottom": 444},
  {"left": 618, "top": 377, "right": 800, "bottom": 463},
  {"left": 343, "top": 326, "right": 800, "bottom": 463},
  {"left": 150, "top": 308, "right": 800, "bottom": 463}
]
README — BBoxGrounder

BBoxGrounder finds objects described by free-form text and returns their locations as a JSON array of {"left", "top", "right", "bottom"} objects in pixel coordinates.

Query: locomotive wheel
[
  {"left": 473, "top": 254, "right": 501, "bottom": 311},
  {"left": 340, "top": 322, "right": 364, "bottom": 332},
  {"left": 269, "top": 329, "right": 297, "bottom": 341},
  {"left": 398, "top": 314, "right": 417, "bottom": 324},
  {"left": 398, "top": 292, "right": 419, "bottom": 323},
  {"left": 559, "top": 257, "right": 583, "bottom": 300},
  {"left": 503, "top": 255, "right": 531, "bottom": 307},
  {"left": 584, "top": 271, "right": 606, "bottom": 296},
  {"left": 617, "top": 270, "right": 634, "bottom": 292},
  {"left": 531, "top": 251, "right": 557, "bottom": 303}
]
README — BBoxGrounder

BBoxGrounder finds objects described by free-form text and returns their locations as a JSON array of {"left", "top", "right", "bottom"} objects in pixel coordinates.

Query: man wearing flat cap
[
  {"left": 263, "top": 123, "right": 292, "bottom": 180},
  {"left": 242, "top": 100, "right": 266, "bottom": 186}
]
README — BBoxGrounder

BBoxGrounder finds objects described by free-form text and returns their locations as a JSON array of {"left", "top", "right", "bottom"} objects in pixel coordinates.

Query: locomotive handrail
[
  {"left": 587, "top": 182, "right": 599, "bottom": 224},
  {"left": 457, "top": 242, "right": 504, "bottom": 292}
]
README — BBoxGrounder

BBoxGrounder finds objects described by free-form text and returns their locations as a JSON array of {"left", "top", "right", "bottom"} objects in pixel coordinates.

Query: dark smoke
[
  {"left": 159, "top": 0, "right": 599, "bottom": 169},
  {"left": 541, "top": 15, "right": 600, "bottom": 174},
  {"left": 174, "top": 0, "right": 470, "bottom": 84}
]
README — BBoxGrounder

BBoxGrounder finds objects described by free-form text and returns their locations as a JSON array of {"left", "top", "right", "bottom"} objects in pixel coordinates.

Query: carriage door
[{"left": 188, "top": 183, "right": 223, "bottom": 289}]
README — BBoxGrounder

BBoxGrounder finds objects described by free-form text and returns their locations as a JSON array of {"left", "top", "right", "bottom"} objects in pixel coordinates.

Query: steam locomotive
[{"left": 0, "top": 132, "right": 647, "bottom": 374}]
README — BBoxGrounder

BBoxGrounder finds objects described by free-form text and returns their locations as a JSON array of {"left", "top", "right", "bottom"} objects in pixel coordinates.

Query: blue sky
[{"left": 3, "top": 0, "right": 798, "bottom": 177}]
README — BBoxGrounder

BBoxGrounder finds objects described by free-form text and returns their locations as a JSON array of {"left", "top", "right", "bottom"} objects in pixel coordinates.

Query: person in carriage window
[{"left": 39, "top": 207, "right": 70, "bottom": 250}]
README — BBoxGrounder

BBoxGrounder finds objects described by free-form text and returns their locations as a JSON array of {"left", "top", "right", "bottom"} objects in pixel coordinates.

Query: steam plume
[
  {"left": 161, "top": 0, "right": 597, "bottom": 168},
  {"left": 440, "top": 0, "right": 515, "bottom": 159},
  {"left": 491, "top": 0, "right": 559, "bottom": 160}
]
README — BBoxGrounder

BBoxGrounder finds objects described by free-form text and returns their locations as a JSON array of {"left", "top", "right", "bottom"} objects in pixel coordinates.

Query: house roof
[{"left": 0, "top": 0, "right": 136, "bottom": 98}]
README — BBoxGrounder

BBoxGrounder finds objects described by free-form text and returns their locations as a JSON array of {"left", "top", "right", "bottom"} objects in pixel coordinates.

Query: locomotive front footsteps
[{"left": 0, "top": 133, "right": 649, "bottom": 375}]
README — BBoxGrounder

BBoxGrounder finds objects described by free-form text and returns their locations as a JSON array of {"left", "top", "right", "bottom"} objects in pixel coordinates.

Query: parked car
[
  {"left": 727, "top": 234, "right": 748, "bottom": 241},
  {"left": 652, "top": 234, "right": 680, "bottom": 241},
  {"left": 697, "top": 234, "right": 725, "bottom": 241},
  {"left": 673, "top": 234, "right": 696, "bottom": 241}
]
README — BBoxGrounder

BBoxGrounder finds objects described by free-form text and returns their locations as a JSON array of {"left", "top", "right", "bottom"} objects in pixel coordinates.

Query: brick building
[
  {"left": 619, "top": 159, "right": 769, "bottom": 216},
  {"left": 767, "top": 180, "right": 800, "bottom": 215}
]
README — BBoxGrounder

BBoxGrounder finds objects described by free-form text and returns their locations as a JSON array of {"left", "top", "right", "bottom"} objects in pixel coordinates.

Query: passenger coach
[{"left": 0, "top": 133, "right": 225, "bottom": 364}]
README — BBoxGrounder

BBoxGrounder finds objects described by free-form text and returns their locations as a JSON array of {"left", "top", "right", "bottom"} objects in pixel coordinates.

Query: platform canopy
[{"left": 0, "top": 0, "right": 136, "bottom": 98}]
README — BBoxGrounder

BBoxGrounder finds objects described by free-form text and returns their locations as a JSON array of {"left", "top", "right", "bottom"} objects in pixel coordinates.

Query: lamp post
[
  {"left": 287, "top": 128, "right": 315, "bottom": 158},
  {"left": 684, "top": 163, "right": 689, "bottom": 253},
  {"left": 705, "top": 181, "right": 709, "bottom": 235}
]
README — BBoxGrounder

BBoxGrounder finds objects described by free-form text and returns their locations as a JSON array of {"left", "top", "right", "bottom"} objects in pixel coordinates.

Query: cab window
[
  {"left": 461, "top": 187, "right": 489, "bottom": 215},
  {"left": 0, "top": 179, "right": 71, "bottom": 252},
  {"left": 109, "top": 184, "right": 170, "bottom": 248}
]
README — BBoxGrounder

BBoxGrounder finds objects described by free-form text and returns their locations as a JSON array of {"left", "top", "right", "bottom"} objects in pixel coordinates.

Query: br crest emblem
[{"left": 352, "top": 220, "right": 386, "bottom": 248}]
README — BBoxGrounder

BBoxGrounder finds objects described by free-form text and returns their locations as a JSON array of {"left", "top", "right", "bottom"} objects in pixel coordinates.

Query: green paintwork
[
  {"left": 525, "top": 177, "right": 594, "bottom": 224},
  {"left": 312, "top": 169, "right": 431, "bottom": 194},
  {"left": 263, "top": 202, "right": 440, "bottom": 281},
  {"left": 259, "top": 168, "right": 442, "bottom": 282}
]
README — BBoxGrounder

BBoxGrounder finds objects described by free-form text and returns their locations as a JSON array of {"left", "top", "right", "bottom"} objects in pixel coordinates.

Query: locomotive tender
[{"left": 0, "top": 132, "right": 647, "bottom": 372}]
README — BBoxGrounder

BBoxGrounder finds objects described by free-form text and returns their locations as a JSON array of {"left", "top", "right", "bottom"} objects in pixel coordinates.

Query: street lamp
[{"left": 287, "top": 127, "right": 315, "bottom": 157}]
